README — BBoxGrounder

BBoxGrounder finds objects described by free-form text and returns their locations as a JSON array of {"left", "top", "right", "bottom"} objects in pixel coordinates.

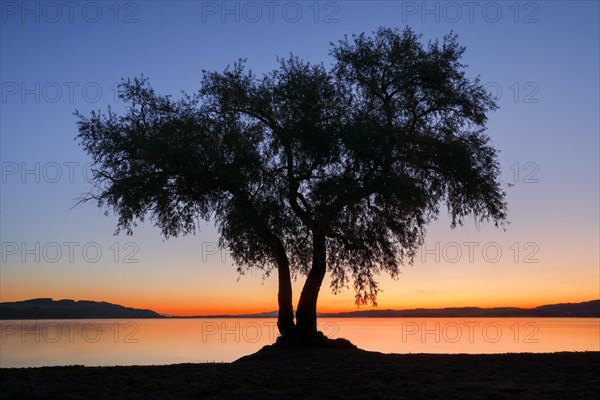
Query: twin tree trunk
[{"left": 276, "top": 231, "right": 327, "bottom": 340}]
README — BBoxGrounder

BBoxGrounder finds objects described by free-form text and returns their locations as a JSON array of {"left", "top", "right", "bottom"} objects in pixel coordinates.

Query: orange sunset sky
[{"left": 2, "top": 215, "right": 598, "bottom": 316}]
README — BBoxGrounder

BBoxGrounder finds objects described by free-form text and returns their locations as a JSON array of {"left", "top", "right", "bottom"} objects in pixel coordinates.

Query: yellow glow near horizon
[{"left": 2, "top": 262, "right": 598, "bottom": 315}]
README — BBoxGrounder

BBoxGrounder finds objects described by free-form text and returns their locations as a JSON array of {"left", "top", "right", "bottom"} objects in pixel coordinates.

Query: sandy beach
[{"left": 1, "top": 349, "right": 599, "bottom": 399}]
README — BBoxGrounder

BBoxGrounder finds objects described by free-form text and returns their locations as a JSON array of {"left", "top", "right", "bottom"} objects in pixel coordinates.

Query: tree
[{"left": 76, "top": 27, "right": 507, "bottom": 343}]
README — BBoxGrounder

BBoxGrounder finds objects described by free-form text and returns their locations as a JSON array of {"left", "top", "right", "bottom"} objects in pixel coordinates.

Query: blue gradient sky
[{"left": 1, "top": 1, "right": 598, "bottom": 314}]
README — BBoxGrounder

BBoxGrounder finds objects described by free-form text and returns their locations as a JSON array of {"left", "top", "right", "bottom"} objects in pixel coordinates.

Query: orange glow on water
[{"left": 1, "top": 318, "right": 598, "bottom": 367}]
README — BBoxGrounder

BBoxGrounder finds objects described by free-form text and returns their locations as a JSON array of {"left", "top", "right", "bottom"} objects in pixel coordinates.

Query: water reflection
[{"left": 1, "top": 318, "right": 598, "bottom": 367}]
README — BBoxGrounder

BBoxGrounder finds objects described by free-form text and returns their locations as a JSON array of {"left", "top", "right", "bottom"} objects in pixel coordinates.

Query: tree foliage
[{"left": 76, "top": 27, "right": 507, "bottom": 337}]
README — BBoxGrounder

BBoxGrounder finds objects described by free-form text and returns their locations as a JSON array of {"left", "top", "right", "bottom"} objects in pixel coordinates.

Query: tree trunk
[
  {"left": 295, "top": 231, "right": 327, "bottom": 338},
  {"left": 230, "top": 189, "right": 296, "bottom": 338},
  {"left": 274, "top": 239, "right": 295, "bottom": 338}
]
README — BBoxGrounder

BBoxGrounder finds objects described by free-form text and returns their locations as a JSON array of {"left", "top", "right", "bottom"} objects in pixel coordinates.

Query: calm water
[{"left": 1, "top": 318, "right": 598, "bottom": 367}]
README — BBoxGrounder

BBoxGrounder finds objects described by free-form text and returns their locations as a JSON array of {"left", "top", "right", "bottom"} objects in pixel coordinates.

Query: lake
[{"left": 1, "top": 318, "right": 598, "bottom": 367}]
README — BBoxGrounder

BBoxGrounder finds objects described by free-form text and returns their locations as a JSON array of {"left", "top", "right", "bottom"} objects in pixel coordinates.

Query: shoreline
[{"left": 2, "top": 350, "right": 599, "bottom": 399}]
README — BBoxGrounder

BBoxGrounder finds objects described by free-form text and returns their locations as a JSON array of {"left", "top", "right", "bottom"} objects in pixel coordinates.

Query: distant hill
[
  {"left": 0, "top": 298, "right": 163, "bottom": 319},
  {"left": 2, "top": 299, "right": 598, "bottom": 319},
  {"left": 318, "top": 300, "right": 600, "bottom": 318},
  {"left": 180, "top": 300, "right": 600, "bottom": 318}
]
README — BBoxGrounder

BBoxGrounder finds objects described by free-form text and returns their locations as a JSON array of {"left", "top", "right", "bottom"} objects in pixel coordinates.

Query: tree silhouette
[{"left": 76, "top": 27, "right": 507, "bottom": 343}]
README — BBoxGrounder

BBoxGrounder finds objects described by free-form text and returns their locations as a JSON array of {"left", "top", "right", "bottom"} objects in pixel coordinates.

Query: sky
[{"left": 1, "top": 1, "right": 598, "bottom": 316}]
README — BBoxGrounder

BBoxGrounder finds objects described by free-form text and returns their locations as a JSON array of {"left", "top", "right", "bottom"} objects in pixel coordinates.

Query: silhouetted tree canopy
[{"left": 76, "top": 27, "right": 506, "bottom": 341}]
